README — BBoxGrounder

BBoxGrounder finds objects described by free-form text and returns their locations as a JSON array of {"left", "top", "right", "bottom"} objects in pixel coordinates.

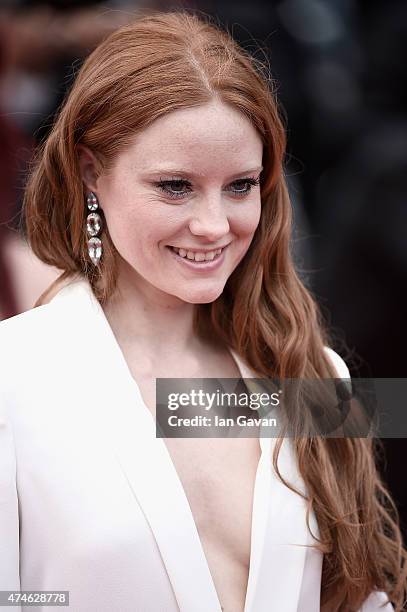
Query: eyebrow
[{"left": 145, "top": 166, "right": 263, "bottom": 180}]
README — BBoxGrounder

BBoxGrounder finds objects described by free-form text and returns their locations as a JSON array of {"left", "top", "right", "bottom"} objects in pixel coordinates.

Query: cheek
[
  {"left": 103, "top": 212, "right": 138, "bottom": 256},
  {"left": 233, "top": 202, "right": 262, "bottom": 239},
  {"left": 102, "top": 203, "right": 160, "bottom": 256}
]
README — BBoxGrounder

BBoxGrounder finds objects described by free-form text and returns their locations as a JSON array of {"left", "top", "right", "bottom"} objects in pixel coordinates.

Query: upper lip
[{"left": 168, "top": 243, "right": 230, "bottom": 252}]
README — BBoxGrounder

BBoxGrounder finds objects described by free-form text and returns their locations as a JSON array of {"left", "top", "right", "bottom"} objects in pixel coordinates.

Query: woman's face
[{"left": 79, "top": 99, "right": 263, "bottom": 304}]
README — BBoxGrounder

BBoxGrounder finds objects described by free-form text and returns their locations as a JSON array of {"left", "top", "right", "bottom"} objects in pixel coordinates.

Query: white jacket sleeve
[
  {"left": 323, "top": 346, "right": 351, "bottom": 379},
  {"left": 359, "top": 589, "right": 394, "bottom": 611},
  {"left": 0, "top": 394, "right": 21, "bottom": 611},
  {"left": 324, "top": 347, "right": 395, "bottom": 611}
]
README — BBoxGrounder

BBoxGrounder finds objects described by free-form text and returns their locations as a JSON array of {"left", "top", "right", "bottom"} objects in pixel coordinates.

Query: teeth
[{"left": 171, "top": 246, "right": 223, "bottom": 261}]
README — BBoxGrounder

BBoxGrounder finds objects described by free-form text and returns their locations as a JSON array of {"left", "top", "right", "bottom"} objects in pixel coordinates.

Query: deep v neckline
[
  {"left": 125, "top": 362, "right": 271, "bottom": 612},
  {"left": 76, "top": 278, "right": 271, "bottom": 612},
  {"left": 97, "top": 301, "right": 272, "bottom": 612}
]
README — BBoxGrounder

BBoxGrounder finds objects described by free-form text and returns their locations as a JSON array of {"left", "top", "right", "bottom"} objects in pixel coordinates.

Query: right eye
[{"left": 155, "top": 179, "right": 193, "bottom": 200}]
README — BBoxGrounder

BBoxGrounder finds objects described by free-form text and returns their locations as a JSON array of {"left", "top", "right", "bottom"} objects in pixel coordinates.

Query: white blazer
[{"left": 0, "top": 277, "right": 393, "bottom": 611}]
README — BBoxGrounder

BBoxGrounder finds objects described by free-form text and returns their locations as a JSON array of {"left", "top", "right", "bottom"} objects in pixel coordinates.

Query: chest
[
  {"left": 165, "top": 435, "right": 261, "bottom": 611},
  {"left": 164, "top": 422, "right": 262, "bottom": 548}
]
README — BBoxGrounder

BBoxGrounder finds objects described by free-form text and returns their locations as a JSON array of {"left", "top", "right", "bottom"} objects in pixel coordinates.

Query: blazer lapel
[
  {"left": 248, "top": 438, "right": 321, "bottom": 612},
  {"left": 229, "top": 349, "right": 322, "bottom": 612},
  {"left": 106, "top": 395, "right": 223, "bottom": 612}
]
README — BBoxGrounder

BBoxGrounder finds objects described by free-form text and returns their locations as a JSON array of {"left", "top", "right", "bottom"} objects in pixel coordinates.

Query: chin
[{"left": 177, "top": 285, "right": 225, "bottom": 305}]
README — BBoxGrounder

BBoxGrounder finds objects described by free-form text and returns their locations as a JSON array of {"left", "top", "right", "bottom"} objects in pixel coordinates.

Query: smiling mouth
[{"left": 166, "top": 245, "right": 226, "bottom": 262}]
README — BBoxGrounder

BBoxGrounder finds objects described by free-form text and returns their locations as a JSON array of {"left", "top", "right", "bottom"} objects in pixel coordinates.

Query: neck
[{"left": 102, "top": 265, "right": 208, "bottom": 360}]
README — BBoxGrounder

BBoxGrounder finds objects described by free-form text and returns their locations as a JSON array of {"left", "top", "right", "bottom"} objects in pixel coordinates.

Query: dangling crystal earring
[{"left": 86, "top": 191, "right": 103, "bottom": 266}]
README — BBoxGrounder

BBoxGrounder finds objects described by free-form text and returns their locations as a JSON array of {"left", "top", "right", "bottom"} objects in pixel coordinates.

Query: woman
[{"left": 0, "top": 10, "right": 405, "bottom": 612}]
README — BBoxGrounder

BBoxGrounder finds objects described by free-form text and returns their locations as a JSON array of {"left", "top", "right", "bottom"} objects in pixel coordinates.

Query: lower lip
[{"left": 166, "top": 245, "right": 228, "bottom": 272}]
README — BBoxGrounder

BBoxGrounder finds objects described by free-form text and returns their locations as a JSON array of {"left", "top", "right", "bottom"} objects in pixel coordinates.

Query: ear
[{"left": 77, "top": 144, "right": 101, "bottom": 193}]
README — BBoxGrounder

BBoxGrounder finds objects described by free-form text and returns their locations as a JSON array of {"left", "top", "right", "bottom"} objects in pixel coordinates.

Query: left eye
[{"left": 154, "top": 177, "right": 261, "bottom": 200}]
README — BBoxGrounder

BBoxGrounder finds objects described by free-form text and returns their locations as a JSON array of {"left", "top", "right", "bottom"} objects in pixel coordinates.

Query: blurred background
[{"left": 0, "top": 0, "right": 406, "bottom": 538}]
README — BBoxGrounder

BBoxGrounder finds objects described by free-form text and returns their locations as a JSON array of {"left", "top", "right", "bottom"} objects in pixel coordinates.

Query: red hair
[{"left": 22, "top": 10, "right": 407, "bottom": 609}]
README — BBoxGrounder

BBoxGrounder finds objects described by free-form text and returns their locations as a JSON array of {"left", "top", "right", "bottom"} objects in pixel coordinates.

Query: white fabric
[{"left": 0, "top": 277, "right": 393, "bottom": 611}]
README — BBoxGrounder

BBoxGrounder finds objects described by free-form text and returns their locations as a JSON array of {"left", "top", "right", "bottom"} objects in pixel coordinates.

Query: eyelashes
[{"left": 154, "top": 175, "right": 262, "bottom": 201}]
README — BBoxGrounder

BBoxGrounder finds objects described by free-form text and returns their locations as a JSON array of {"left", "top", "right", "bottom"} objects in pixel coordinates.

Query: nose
[{"left": 188, "top": 197, "right": 230, "bottom": 242}]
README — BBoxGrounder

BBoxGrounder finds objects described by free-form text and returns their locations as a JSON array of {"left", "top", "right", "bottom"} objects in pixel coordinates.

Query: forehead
[{"left": 117, "top": 100, "right": 263, "bottom": 174}]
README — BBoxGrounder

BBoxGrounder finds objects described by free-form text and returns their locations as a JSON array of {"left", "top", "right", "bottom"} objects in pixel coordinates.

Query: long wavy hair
[{"left": 22, "top": 9, "right": 406, "bottom": 610}]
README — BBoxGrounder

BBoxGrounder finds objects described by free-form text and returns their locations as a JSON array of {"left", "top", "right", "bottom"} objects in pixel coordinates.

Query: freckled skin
[{"left": 79, "top": 99, "right": 263, "bottom": 307}]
